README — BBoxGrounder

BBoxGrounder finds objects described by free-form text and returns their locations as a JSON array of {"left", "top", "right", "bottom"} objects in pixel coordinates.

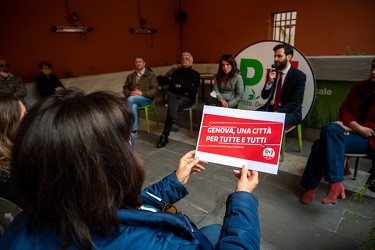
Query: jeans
[
  {"left": 301, "top": 123, "right": 372, "bottom": 189},
  {"left": 127, "top": 96, "right": 151, "bottom": 131},
  {"left": 200, "top": 224, "right": 222, "bottom": 248}
]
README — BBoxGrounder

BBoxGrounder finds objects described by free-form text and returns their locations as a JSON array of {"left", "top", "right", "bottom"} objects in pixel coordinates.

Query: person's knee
[
  {"left": 206, "top": 96, "right": 217, "bottom": 106},
  {"left": 127, "top": 96, "right": 136, "bottom": 104},
  {"left": 322, "top": 123, "right": 342, "bottom": 134}
]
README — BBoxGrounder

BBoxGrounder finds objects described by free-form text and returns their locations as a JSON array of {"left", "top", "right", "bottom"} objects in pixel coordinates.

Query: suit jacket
[
  {"left": 261, "top": 66, "right": 306, "bottom": 124},
  {"left": 339, "top": 79, "right": 375, "bottom": 150}
]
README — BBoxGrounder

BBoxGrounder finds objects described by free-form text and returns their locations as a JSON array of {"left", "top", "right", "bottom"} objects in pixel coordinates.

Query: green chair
[
  {"left": 138, "top": 99, "right": 158, "bottom": 133},
  {"left": 280, "top": 124, "right": 302, "bottom": 162}
]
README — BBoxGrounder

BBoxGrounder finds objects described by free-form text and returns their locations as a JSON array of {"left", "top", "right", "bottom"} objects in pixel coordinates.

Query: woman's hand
[
  {"left": 176, "top": 150, "right": 207, "bottom": 185},
  {"left": 331, "top": 120, "right": 344, "bottom": 127},
  {"left": 233, "top": 165, "right": 259, "bottom": 193},
  {"left": 332, "top": 120, "right": 355, "bottom": 133},
  {"left": 347, "top": 121, "right": 375, "bottom": 137},
  {"left": 221, "top": 99, "right": 228, "bottom": 108},
  {"left": 356, "top": 126, "right": 375, "bottom": 137}
]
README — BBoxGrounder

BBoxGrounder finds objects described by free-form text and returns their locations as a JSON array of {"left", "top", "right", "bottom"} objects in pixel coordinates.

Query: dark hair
[
  {"left": 216, "top": 54, "right": 240, "bottom": 84},
  {"left": 0, "top": 94, "right": 22, "bottom": 181},
  {"left": 134, "top": 56, "right": 145, "bottom": 62},
  {"left": 273, "top": 44, "right": 294, "bottom": 57},
  {"left": 11, "top": 89, "right": 145, "bottom": 249},
  {"left": 38, "top": 61, "right": 52, "bottom": 70}
]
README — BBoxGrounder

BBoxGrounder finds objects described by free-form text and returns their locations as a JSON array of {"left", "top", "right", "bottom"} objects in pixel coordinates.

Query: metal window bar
[{"left": 273, "top": 11, "right": 296, "bottom": 45}]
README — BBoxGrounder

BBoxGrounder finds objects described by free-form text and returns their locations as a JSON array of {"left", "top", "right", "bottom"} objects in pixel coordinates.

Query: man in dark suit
[{"left": 257, "top": 44, "right": 306, "bottom": 127}]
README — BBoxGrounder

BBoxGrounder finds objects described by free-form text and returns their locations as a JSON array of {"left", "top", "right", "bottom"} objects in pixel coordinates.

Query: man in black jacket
[
  {"left": 36, "top": 61, "right": 65, "bottom": 98},
  {"left": 156, "top": 52, "right": 200, "bottom": 148}
]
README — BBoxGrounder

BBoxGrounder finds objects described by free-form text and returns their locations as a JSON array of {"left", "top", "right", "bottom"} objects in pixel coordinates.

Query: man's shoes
[
  {"left": 156, "top": 135, "right": 169, "bottom": 148},
  {"left": 131, "top": 131, "right": 138, "bottom": 139},
  {"left": 171, "top": 120, "right": 180, "bottom": 132}
]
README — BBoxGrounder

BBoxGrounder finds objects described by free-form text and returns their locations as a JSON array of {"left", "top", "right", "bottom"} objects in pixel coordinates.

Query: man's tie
[{"left": 273, "top": 72, "right": 283, "bottom": 111}]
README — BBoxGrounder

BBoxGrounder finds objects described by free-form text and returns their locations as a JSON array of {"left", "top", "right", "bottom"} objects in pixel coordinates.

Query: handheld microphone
[{"left": 271, "top": 64, "right": 277, "bottom": 73}]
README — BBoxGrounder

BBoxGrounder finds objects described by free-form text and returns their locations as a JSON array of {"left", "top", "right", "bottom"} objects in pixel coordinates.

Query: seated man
[
  {"left": 123, "top": 56, "right": 159, "bottom": 138},
  {"left": 156, "top": 52, "right": 200, "bottom": 148},
  {"left": 0, "top": 59, "right": 29, "bottom": 109},
  {"left": 35, "top": 61, "right": 65, "bottom": 98},
  {"left": 257, "top": 44, "right": 306, "bottom": 127}
]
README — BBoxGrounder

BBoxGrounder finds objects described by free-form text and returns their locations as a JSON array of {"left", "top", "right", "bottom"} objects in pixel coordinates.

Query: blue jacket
[{"left": 0, "top": 172, "right": 260, "bottom": 249}]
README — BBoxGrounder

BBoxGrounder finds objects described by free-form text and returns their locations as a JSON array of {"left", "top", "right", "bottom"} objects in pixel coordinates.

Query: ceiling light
[
  {"left": 51, "top": 26, "right": 93, "bottom": 33},
  {"left": 129, "top": 28, "right": 158, "bottom": 34}
]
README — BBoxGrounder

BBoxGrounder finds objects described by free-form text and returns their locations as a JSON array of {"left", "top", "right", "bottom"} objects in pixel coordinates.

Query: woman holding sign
[
  {"left": 0, "top": 89, "right": 261, "bottom": 249},
  {"left": 206, "top": 54, "right": 244, "bottom": 108}
]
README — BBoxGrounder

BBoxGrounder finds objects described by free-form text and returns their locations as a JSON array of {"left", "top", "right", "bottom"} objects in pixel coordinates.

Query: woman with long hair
[
  {"left": 206, "top": 54, "right": 244, "bottom": 108},
  {"left": 0, "top": 89, "right": 260, "bottom": 249},
  {"left": 0, "top": 93, "right": 26, "bottom": 204}
]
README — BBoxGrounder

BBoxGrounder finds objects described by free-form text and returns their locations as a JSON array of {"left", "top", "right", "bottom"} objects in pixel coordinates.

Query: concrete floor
[{"left": 135, "top": 99, "right": 375, "bottom": 250}]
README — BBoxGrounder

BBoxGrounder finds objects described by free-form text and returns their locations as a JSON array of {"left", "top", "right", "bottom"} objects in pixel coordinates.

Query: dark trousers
[
  {"left": 162, "top": 92, "right": 194, "bottom": 137},
  {"left": 256, "top": 104, "right": 299, "bottom": 128},
  {"left": 206, "top": 96, "right": 223, "bottom": 107}
]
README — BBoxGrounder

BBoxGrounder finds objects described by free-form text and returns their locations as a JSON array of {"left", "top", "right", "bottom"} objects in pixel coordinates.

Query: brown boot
[
  {"left": 321, "top": 182, "right": 346, "bottom": 204},
  {"left": 301, "top": 187, "right": 318, "bottom": 204}
]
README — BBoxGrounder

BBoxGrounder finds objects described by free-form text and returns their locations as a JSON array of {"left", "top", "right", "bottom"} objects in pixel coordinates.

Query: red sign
[{"left": 195, "top": 106, "right": 285, "bottom": 174}]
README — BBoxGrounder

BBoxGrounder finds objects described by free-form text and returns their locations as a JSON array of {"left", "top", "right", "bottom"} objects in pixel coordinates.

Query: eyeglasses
[
  {"left": 0, "top": 64, "right": 10, "bottom": 68},
  {"left": 146, "top": 191, "right": 177, "bottom": 214}
]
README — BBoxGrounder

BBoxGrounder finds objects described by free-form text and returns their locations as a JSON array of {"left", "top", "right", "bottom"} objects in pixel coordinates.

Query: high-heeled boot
[
  {"left": 301, "top": 187, "right": 318, "bottom": 204},
  {"left": 321, "top": 182, "right": 346, "bottom": 204}
]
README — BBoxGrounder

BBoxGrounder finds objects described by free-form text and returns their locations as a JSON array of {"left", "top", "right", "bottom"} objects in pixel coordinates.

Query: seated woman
[
  {"left": 35, "top": 61, "right": 65, "bottom": 98},
  {"left": 301, "top": 58, "right": 375, "bottom": 205},
  {"left": 0, "top": 93, "right": 26, "bottom": 205},
  {"left": 206, "top": 54, "right": 244, "bottom": 108},
  {"left": 0, "top": 89, "right": 260, "bottom": 249}
]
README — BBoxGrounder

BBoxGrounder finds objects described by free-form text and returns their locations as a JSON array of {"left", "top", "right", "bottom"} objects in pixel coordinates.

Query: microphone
[
  {"left": 271, "top": 64, "right": 277, "bottom": 74},
  {"left": 269, "top": 64, "right": 277, "bottom": 85}
]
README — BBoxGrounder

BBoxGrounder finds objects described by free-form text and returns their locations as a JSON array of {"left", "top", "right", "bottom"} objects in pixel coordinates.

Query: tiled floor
[{"left": 135, "top": 99, "right": 375, "bottom": 250}]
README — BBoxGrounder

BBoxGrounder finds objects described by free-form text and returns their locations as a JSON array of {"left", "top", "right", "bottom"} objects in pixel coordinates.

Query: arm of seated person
[
  {"left": 217, "top": 166, "right": 261, "bottom": 250},
  {"left": 141, "top": 150, "right": 207, "bottom": 206}
]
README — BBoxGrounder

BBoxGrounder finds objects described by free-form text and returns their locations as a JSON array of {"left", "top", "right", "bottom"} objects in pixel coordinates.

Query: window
[{"left": 273, "top": 11, "right": 297, "bottom": 45}]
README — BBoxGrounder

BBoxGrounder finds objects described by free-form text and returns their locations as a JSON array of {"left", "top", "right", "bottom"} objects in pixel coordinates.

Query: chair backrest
[
  {"left": 0, "top": 197, "right": 22, "bottom": 235},
  {"left": 182, "top": 88, "right": 199, "bottom": 111},
  {"left": 194, "top": 91, "right": 199, "bottom": 107}
]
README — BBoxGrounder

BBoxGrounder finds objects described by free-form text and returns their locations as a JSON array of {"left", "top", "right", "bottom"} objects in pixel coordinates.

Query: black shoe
[
  {"left": 156, "top": 135, "right": 169, "bottom": 148},
  {"left": 171, "top": 120, "right": 180, "bottom": 132}
]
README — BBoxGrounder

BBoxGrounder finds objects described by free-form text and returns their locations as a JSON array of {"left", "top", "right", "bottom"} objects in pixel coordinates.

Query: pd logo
[{"left": 263, "top": 148, "right": 275, "bottom": 160}]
